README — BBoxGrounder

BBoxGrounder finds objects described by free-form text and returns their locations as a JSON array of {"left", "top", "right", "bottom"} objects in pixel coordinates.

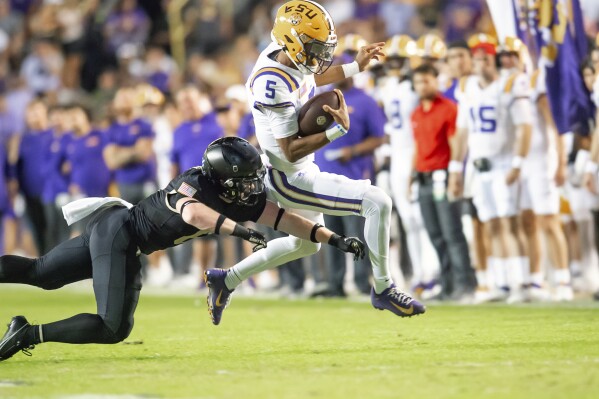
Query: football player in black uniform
[{"left": 0, "top": 137, "right": 365, "bottom": 361}]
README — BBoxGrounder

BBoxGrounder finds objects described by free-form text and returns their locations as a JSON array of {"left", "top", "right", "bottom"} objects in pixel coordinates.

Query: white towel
[{"left": 62, "top": 197, "right": 134, "bottom": 226}]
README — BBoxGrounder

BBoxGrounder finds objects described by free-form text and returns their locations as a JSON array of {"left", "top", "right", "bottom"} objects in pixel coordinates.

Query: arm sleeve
[
  {"left": 509, "top": 75, "right": 533, "bottom": 125},
  {"left": 261, "top": 106, "right": 299, "bottom": 139},
  {"left": 251, "top": 73, "right": 296, "bottom": 110},
  {"left": 251, "top": 73, "right": 299, "bottom": 139}
]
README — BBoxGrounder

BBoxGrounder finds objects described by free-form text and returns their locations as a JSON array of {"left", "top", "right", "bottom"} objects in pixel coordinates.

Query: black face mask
[{"left": 220, "top": 166, "right": 266, "bottom": 206}]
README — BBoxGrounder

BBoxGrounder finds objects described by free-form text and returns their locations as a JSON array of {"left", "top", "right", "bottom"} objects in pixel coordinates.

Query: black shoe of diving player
[{"left": 0, "top": 316, "right": 35, "bottom": 361}]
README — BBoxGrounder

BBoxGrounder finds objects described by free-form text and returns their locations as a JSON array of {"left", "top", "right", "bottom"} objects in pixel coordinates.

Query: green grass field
[{"left": 1, "top": 286, "right": 598, "bottom": 399}]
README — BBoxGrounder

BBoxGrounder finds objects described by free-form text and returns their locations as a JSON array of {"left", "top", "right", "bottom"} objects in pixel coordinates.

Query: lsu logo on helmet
[{"left": 271, "top": 0, "right": 337, "bottom": 75}]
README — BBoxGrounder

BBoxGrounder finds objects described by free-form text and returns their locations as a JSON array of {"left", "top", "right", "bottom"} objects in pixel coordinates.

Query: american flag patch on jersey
[{"left": 177, "top": 182, "right": 197, "bottom": 197}]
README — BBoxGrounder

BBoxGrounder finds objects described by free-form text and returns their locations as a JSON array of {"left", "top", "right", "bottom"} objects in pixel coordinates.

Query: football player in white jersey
[
  {"left": 582, "top": 57, "right": 599, "bottom": 300},
  {"left": 203, "top": 0, "right": 425, "bottom": 324},
  {"left": 378, "top": 34, "right": 440, "bottom": 298},
  {"left": 448, "top": 34, "right": 533, "bottom": 303},
  {"left": 497, "top": 38, "right": 573, "bottom": 301}
]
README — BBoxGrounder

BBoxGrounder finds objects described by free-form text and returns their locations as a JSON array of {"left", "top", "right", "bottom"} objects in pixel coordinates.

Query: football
[{"left": 297, "top": 91, "right": 340, "bottom": 136}]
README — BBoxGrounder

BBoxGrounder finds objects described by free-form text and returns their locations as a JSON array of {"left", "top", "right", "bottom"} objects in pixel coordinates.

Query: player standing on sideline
[
  {"left": 204, "top": 0, "right": 425, "bottom": 324},
  {"left": 0, "top": 137, "right": 365, "bottom": 360},
  {"left": 102, "top": 87, "right": 156, "bottom": 205},
  {"left": 16, "top": 100, "right": 53, "bottom": 255},
  {"left": 497, "top": 38, "right": 573, "bottom": 301},
  {"left": 379, "top": 34, "right": 439, "bottom": 298},
  {"left": 449, "top": 34, "right": 532, "bottom": 304}
]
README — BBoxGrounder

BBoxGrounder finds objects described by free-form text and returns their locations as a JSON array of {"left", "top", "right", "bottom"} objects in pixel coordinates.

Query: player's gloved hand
[
  {"left": 232, "top": 225, "right": 267, "bottom": 252},
  {"left": 247, "top": 229, "right": 267, "bottom": 252},
  {"left": 329, "top": 234, "right": 365, "bottom": 261}
]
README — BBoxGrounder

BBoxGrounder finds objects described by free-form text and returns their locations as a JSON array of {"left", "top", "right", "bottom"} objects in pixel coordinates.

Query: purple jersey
[
  {"left": 17, "top": 128, "right": 53, "bottom": 198},
  {"left": 106, "top": 118, "right": 155, "bottom": 184},
  {"left": 42, "top": 132, "right": 73, "bottom": 203},
  {"left": 443, "top": 78, "right": 459, "bottom": 103},
  {"left": 171, "top": 113, "right": 224, "bottom": 172},
  {"left": 315, "top": 87, "right": 385, "bottom": 181},
  {"left": 237, "top": 113, "right": 255, "bottom": 140},
  {"left": 67, "top": 130, "right": 111, "bottom": 197}
]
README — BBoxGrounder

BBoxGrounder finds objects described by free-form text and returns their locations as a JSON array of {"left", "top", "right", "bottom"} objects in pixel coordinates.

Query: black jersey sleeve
[
  {"left": 166, "top": 167, "right": 268, "bottom": 224},
  {"left": 165, "top": 167, "right": 205, "bottom": 209}
]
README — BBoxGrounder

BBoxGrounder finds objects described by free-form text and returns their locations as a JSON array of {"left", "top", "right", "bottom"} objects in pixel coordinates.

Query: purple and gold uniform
[
  {"left": 67, "top": 130, "right": 111, "bottom": 197},
  {"left": 42, "top": 132, "right": 72, "bottom": 205},
  {"left": 106, "top": 118, "right": 155, "bottom": 185},
  {"left": 171, "top": 112, "right": 224, "bottom": 172},
  {"left": 17, "top": 128, "right": 52, "bottom": 198}
]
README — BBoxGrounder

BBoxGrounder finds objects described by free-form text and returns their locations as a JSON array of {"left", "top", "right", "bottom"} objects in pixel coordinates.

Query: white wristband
[
  {"left": 325, "top": 124, "right": 348, "bottom": 142},
  {"left": 448, "top": 160, "right": 463, "bottom": 173},
  {"left": 586, "top": 161, "right": 599, "bottom": 174},
  {"left": 511, "top": 156, "right": 524, "bottom": 169},
  {"left": 342, "top": 61, "right": 360, "bottom": 78}
]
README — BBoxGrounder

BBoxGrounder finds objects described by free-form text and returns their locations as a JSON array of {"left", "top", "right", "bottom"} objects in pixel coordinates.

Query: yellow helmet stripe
[{"left": 249, "top": 67, "right": 300, "bottom": 93}]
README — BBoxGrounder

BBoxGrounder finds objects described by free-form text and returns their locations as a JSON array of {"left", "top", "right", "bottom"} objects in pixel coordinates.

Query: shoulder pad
[{"left": 504, "top": 72, "right": 520, "bottom": 93}]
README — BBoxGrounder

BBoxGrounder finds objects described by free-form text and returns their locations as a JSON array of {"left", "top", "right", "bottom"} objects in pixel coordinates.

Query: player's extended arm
[
  {"left": 314, "top": 43, "right": 385, "bottom": 87},
  {"left": 538, "top": 94, "right": 566, "bottom": 186},
  {"left": 176, "top": 197, "right": 267, "bottom": 251},
  {"left": 505, "top": 121, "right": 532, "bottom": 185},
  {"left": 447, "top": 127, "right": 469, "bottom": 199},
  {"left": 583, "top": 108, "right": 599, "bottom": 193},
  {"left": 256, "top": 201, "right": 365, "bottom": 260},
  {"left": 103, "top": 138, "right": 153, "bottom": 170},
  {"left": 277, "top": 89, "right": 350, "bottom": 163}
]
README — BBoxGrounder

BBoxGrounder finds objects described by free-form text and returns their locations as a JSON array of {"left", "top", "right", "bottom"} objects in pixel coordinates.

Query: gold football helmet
[
  {"left": 416, "top": 34, "right": 447, "bottom": 60},
  {"left": 498, "top": 36, "right": 525, "bottom": 55},
  {"left": 271, "top": 0, "right": 337, "bottom": 75},
  {"left": 384, "top": 35, "right": 417, "bottom": 59},
  {"left": 335, "top": 34, "right": 367, "bottom": 56}
]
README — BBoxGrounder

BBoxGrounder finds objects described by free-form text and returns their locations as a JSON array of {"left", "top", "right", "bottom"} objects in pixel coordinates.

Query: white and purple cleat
[{"left": 371, "top": 284, "right": 426, "bottom": 317}]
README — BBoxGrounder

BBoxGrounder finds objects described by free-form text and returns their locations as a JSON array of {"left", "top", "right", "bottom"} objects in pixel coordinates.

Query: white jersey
[
  {"left": 456, "top": 72, "right": 533, "bottom": 160},
  {"left": 593, "top": 75, "right": 599, "bottom": 108},
  {"left": 381, "top": 78, "right": 419, "bottom": 152},
  {"left": 528, "top": 68, "right": 556, "bottom": 158},
  {"left": 245, "top": 43, "right": 316, "bottom": 173}
]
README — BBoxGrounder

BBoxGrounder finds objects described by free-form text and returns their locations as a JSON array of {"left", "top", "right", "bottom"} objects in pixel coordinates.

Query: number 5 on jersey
[
  {"left": 265, "top": 80, "right": 276, "bottom": 99},
  {"left": 470, "top": 106, "right": 496, "bottom": 133}
]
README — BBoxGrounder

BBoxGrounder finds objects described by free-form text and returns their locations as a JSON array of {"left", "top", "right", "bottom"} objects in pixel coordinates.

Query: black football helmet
[{"left": 202, "top": 137, "right": 266, "bottom": 206}]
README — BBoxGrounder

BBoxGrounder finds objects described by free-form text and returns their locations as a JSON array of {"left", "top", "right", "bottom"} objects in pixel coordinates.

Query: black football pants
[{"left": 0, "top": 207, "right": 142, "bottom": 344}]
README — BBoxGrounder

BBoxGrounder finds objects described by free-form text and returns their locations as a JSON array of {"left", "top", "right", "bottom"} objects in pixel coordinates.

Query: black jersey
[{"left": 128, "top": 167, "right": 267, "bottom": 254}]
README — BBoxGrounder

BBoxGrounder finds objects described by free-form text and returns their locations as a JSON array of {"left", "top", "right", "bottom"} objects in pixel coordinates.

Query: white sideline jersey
[
  {"left": 528, "top": 68, "right": 555, "bottom": 157},
  {"left": 381, "top": 78, "right": 419, "bottom": 152},
  {"left": 456, "top": 72, "right": 533, "bottom": 160},
  {"left": 593, "top": 75, "right": 599, "bottom": 108},
  {"left": 245, "top": 43, "right": 316, "bottom": 173}
]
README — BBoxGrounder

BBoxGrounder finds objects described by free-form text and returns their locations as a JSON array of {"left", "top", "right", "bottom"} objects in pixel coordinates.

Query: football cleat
[
  {"left": 204, "top": 269, "right": 234, "bottom": 326},
  {"left": 506, "top": 286, "right": 528, "bottom": 304},
  {"left": 371, "top": 284, "right": 426, "bottom": 317},
  {"left": 0, "top": 316, "right": 35, "bottom": 361},
  {"left": 554, "top": 284, "right": 574, "bottom": 302},
  {"left": 528, "top": 283, "right": 550, "bottom": 302}
]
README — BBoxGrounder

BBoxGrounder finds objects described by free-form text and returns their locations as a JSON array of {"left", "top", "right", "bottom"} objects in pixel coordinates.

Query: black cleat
[{"left": 0, "top": 316, "right": 35, "bottom": 361}]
